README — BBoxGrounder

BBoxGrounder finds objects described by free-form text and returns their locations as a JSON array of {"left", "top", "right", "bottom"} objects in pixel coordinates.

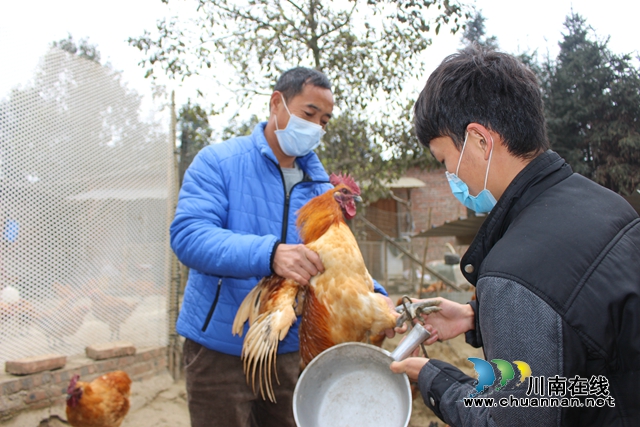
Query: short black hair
[
  {"left": 414, "top": 45, "right": 549, "bottom": 158},
  {"left": 273, "top": 67, "right": 332, "bottom": 103}
]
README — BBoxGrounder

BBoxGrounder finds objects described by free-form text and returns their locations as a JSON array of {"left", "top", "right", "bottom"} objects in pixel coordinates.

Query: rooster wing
[{"left": 232, "top": 274, "right": 303, "bottom": 402}]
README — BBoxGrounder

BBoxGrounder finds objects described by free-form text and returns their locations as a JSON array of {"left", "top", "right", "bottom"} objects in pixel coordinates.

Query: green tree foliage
[
  {"left": 51, "top": 34, "right": 102, "bottom": 63},
  {"left": 543, "top": 13, "right": 640, "bottom": 195},
  {"left": 461, "top": 9, "right": 498, "bottom": 49},
  {"left": 129, "top": 0, "right": 467, "bottom": 199},
  {"left": 220, "top": 115, "right": 261, "bottom": 141},
  {"left": 178, "top": 101, "right": 213, "bottom": 185}
]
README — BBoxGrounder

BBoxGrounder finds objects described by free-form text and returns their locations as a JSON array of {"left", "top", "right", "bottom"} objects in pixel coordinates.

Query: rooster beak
[{"left": 354, "top": 195, "right": 363, "bottom": 203}]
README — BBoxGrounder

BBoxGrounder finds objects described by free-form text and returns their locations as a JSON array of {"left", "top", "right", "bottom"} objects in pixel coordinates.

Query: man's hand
[
  {"left": 390, "top": 357, "right": 430, "bottom": 382},
  {"left": 419, "top": 297, "right": 475, "bottom": 342},
  {"left": 272, "top": 244, "right": 324, "bottom": 286}
]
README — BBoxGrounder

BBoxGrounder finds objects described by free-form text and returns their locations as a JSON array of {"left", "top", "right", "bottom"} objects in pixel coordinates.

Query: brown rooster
[
  {"left": 66, "top": 370, "right": 131, "bottom": 427},
  {"left": 233, "top": 174, "right": 399, "bottom": 402}
]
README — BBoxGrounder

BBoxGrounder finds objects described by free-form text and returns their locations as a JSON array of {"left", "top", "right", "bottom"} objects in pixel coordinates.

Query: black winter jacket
[{"left": 418, "top": 151, "right": 640, "bottom": 426}]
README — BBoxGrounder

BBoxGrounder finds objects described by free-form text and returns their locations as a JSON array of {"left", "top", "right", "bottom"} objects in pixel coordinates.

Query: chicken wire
[{"left": 0, "top": 48, "right": 175, "bottom": 366}]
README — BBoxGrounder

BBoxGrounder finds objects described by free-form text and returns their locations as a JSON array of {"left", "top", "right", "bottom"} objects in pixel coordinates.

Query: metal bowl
[{"left": 293, "top": 342, "right": 412, "bottom": 427}]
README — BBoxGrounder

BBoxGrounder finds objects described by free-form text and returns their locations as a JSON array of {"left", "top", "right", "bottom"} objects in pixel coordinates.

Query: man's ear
[
  {"left": 466, "top": 123, "right": 494, "bottom": 161},
  {"left": 269, "top": 91, "right": 283, "bottom": 115}
]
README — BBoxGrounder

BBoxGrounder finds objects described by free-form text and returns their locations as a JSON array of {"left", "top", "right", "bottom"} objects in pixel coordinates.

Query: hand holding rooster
[{"left": 271, "top": 243, "right": 324, "bottom": 286}]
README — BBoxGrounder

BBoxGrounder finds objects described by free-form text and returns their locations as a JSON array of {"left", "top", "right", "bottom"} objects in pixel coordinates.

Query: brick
[
  {"left": 52, "top": 370, "right": 72, "bottom": 385},
  {"left": 29, "top": 399, "right": 52, "bottom": 410},
  {"left": 130, "top": 362, "right": 152, "bottom": 377},
  {"left": 2, "top": 379, "right": 21, "bottom": 394},
  {"left": 24, "top": 390, "right": 47, "bottom": 404},
  {"left": 86, "top": 342, "right": 136, "bottom": 360},
  {"left": 117, "top": 355, "right": 136, "bottom": 367},
  {"left": 19, "top": 377, "right": 34, "bottom": 390},
  {"left": 40, "top": 372, "right": 52, "bottom": 385},
  {"left": 96, "top": 359, "right": 118, "bottom": 372},
  {"left": 48, "top": 383, "right": 66, "bottom": 398},
  {"left": 5, "top": 354, "right": 66, "bottom": 376}
]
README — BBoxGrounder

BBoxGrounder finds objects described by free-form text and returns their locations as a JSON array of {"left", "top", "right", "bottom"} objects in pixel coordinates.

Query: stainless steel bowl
[{"left": 293, "top": 342, "right": 412, "bottom": 427}]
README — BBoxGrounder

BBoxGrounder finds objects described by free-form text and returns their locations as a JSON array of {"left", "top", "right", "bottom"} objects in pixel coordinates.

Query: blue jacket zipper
[{"left": 201, "top": 278, "right": 222, "bottom": 332}]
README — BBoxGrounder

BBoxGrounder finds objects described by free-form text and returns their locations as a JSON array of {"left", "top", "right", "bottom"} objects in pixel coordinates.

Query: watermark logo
[
  {"left": 464, "top": 358, "right": 615, "bottom": 408},
  {"left": 467, "top": 357, "right": 531, "bottom": 396}
]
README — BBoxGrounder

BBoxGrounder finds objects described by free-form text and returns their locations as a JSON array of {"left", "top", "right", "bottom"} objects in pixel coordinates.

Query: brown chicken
[
  {"left": 66, "top": 370, "right": 132, "bottom": 427},
  {"left": 233, "top": 174, "right": 398, "bottom": 402}
]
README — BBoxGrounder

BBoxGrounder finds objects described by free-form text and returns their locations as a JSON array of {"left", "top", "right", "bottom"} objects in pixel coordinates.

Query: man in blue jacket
[{"left": 170, "top": 67, "right": 389, "bottom": 427}]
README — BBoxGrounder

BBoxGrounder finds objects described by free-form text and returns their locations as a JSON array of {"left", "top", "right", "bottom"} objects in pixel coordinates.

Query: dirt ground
[{"left": 33, "top": 296, "right": 482, "bottom": 427}]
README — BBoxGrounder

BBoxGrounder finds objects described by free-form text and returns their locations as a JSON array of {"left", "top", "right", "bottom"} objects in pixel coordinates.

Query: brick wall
[
  {"left": 0, "top": 346, "right": 168, "bottom": 423},
  {"left": 400, "top": 167, "right": 469, "bottom": 263}
]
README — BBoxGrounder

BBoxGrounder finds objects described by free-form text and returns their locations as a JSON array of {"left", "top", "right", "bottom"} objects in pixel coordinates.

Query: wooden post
[
  {"left": 167, "top": 91, "right": 183, "bottom": 381},
  {"left": 418, "top": 207, "right": 433, "bottom": 299}
]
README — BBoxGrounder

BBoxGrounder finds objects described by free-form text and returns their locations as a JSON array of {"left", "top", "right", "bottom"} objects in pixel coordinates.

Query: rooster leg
[{"left": 395, "top": 299, "right": 442, "bottom": 327}]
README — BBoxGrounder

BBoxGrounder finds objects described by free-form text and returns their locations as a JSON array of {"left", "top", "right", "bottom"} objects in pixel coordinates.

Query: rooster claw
[{"left": 395, "top": 298, "right": 441, "bottom": 327}]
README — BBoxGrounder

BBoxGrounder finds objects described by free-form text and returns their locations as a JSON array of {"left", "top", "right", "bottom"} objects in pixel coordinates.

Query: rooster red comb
[
  {"left": 67, "top": 374, "right": 80, "bottom": 394},
  {"left": 329, "top": 173, "right": 360, "bottom": 195}
]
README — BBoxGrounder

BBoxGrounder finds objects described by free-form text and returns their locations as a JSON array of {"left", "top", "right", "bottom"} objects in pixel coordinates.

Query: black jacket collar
[{"left": 460, "top": 150, "right": 573, "bottom": 285}]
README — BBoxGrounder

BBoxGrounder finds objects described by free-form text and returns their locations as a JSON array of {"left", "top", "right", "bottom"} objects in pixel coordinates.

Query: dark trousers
[{"left": 183, "top": 338, "right": 300, "bottom": 427}]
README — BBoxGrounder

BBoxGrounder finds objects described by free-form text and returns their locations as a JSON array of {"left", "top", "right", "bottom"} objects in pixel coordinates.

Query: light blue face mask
[
  {"left": 445, "top": 132, "right": 497, "bottom": 213},
  {"left": 274, "top": 94, "right": 326, "bottom": 157}
]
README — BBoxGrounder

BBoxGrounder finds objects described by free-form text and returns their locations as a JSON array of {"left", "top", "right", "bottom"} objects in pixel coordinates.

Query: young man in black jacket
[{"left": 391, "top": 46, "right": 640, "bottom": 426}]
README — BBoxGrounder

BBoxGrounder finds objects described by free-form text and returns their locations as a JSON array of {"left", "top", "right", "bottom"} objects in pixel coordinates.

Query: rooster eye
[{"left": 341, "top": 188, "right": 348, "bottom": 194}]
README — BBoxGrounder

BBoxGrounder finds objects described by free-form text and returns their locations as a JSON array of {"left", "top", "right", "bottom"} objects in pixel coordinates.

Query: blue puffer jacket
[{"left": 171, "top": 122, "right": 387, "bottom": 356}]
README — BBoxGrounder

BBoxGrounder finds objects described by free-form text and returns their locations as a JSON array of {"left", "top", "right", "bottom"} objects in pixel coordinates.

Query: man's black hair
[
  {"left": 414, "top": 45, "right": 549, "bottom": 158},
  {"left": 273, "top": 67, "right": 332, "bottom": 103}
]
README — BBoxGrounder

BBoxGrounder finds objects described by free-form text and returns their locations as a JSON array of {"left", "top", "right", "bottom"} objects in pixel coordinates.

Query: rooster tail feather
[
  {"left": 232, "top": 285, "right": 262, "bottom": 337},
  {"left": 241, "top": 304, "right": 296, "bottom": 403}
]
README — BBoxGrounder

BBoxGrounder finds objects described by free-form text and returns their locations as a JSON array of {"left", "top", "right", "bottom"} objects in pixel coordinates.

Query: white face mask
[{"left": 274, "top": 94, "right": 325, "bottom": 157}]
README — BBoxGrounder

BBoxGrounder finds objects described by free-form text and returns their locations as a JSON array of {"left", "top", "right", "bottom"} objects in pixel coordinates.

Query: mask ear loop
[
  {"left": 279, "top": 93, "right": 292, "bottom": 115},
  {"left": 274, "top": 93, "right": 291, "bottom": 131},
  {"left": 483, "top": 133, "right": 494, "bottom": 190},
  {"left": 455, "top": 132, "right": 469, "bottom": 176}
]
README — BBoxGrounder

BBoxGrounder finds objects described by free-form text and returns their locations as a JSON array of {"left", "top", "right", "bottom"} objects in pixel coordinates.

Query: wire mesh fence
[{"left": 0, "top": 48, "right": 174, "bottom": 366}]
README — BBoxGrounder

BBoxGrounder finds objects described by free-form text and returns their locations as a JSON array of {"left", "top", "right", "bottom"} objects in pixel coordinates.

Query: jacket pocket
[{"left": 201, "top": 279, "right": 222, "bottom": 332}]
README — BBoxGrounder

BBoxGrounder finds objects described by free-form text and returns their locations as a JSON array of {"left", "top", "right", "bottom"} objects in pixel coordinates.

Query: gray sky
[{"left": 1, "top": 0, "right": 638, "bottom": 126}]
